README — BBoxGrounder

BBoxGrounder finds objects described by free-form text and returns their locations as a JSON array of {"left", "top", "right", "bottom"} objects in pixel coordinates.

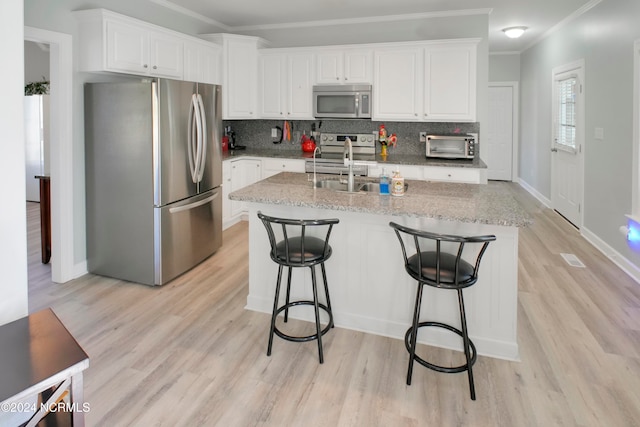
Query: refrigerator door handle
[
  {"left": 168, "top": 192, "right": 218, "bottom": 214},
  {"left": 188, "top": 94, "right": 203, "bottom": 184},
  {"left": 196, "top": 93, "right": 207, "bottom": 183}
]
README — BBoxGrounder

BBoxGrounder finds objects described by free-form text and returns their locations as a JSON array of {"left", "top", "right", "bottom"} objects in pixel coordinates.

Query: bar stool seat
[
  {"left": 390, "top": 221, "right": 496, "bottom": 400},
  {"left": 258, "top": 211, "right": 339, "bottom": 364}
]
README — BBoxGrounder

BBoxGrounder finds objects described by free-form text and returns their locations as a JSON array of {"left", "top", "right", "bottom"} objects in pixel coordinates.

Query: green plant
[{"left": 25, "top": 77, "right": 49, "bottom": 95}]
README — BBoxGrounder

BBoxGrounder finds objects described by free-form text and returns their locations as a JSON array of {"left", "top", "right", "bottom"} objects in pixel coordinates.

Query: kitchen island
[{"left": 230, "top": 172, "right": 531, "bottom": 361}]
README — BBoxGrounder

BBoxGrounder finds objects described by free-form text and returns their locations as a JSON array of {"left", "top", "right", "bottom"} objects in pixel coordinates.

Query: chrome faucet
[
  {"left": 312, "top": 146, "right": 321, "bottom": 186},
  {"left": 343, "top": 137, "right": 355, "bottom": 192}
]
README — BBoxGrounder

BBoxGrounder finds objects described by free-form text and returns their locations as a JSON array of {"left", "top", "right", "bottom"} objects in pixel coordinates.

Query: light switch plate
[{"left": 271, "top": 128, "right": 278, "bottom": 138}]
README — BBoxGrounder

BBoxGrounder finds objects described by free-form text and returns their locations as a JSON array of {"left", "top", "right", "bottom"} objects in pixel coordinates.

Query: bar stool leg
[
  {"left": 267, "top": 265, "right": 284, "bottom": 356},
  {"left": 458, "top": 289, "right": 476, "bottom": 400},
  {"left": 284, "top": 267, "right": 293, "bottom": 323},
  {"left": 320, "top": 263, "right": 334, "bottom": 328},
  {"left": 310, "top": 265, "right": 324, "bottom": 364},
  {"left": 407, "top": 282, "right": 425, "bottom": 385}
]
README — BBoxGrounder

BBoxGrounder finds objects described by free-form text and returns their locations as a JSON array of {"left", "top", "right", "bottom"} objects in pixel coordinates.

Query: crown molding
[
  {"left": 522, "top": 0, "right": 602, "bottom": 53},
  {"left": 149, "top": 0, "right": 231, "bottom": 30},
  {"left": 234, "top": 8, "right": 492, "bottom": 31},
  {"left": 150, "top": 1, "right": 491, "bottom": 32}
]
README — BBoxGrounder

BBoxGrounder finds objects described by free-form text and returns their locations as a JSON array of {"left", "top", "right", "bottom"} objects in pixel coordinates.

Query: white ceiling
[{"left": 151, "top": 0, "right": 597, "bottom": 53}]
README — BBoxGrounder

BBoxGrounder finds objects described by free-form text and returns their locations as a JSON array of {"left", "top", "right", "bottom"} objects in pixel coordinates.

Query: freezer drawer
[{"left": 154, "top": 188, "right": 222, "bottom": 285}]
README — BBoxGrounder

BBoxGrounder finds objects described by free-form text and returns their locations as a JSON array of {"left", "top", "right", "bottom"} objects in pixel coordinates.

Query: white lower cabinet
[
  {"left": 423, "top": 166, "right": 486, "bottom": 184},
  {"left": 368, "top": 164, "right": 423, "bottom": 180},
  {"left": 368, "top": 164, "right": 486, "bottom": 184},
  {"left": 262, "top": 158, "right": 305, "bottom": 178},
  {"left": 223, "top": 158, "right": 263, "bottom": 229}
]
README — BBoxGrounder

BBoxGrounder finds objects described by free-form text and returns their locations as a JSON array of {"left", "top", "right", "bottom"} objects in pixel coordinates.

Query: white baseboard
[
  {"left": 581, "top": 226, "right": 640, "bottom": 284},
  {"left": 73, "top": 261, "right": 88, "bottom": 280},
  {"left": 518, "top": 178, "right": 551, "bottom": 207}
]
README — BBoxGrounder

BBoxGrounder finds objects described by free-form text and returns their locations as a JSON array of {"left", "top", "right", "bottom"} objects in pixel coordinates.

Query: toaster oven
[{"left": 426, "top": 134, "right": 476, "bottom": 159}]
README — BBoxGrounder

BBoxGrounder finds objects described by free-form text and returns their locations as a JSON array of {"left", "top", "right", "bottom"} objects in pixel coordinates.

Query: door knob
[{"left": 551, "top": 148, "right": 558, "bottom": 152}]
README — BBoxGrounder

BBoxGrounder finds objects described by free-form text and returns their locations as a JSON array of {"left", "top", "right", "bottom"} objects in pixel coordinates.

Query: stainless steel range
[{"left": 305, "top": 132, "right": 376, "bottom": 175}]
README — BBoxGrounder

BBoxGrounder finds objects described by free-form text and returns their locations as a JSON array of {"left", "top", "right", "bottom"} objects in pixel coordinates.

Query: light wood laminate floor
[{"left": 26, "top": 184, "right": 640, "bottom": 426}]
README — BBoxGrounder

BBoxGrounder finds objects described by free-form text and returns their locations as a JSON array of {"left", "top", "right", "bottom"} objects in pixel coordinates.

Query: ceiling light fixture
[{"left": 502, "top": 26, "right": 527, "bottom": 39}]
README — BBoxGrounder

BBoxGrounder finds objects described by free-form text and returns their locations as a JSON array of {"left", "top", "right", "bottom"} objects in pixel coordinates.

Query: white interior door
[
  {"left": 487, "top": 85, "right": 514, "bottom": 181},
  {"left": 551, "top": 62, "right": 584, "bottom": 228}
]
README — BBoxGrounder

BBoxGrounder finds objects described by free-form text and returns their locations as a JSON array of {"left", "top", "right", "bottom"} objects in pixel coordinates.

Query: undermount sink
[
  {"left": 357, "top": 182, "right": 381, "bottom": 192},
  {"left": 314, "top": 180, "right": 350, "bottom": 191},
  {"left": 314, "top": 180, "right": 408, "bottom": 194}
]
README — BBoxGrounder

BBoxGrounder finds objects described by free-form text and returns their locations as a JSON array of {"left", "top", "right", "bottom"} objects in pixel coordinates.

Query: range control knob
[
  {"left": 328, "top": 136, "right": 334, "bottom": 141},
  {"left": 366, "top": 136, "right": 373, "bottom": 142}
]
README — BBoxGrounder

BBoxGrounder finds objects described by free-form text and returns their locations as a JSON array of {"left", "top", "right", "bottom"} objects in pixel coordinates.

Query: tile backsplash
[{"left": 223, "top": 119, "right": 480, "bottom": 156}]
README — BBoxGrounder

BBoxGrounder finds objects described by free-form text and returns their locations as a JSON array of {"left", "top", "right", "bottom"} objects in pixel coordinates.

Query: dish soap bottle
[
  {"left": 391, "top": 168, "right": 405, "bottom": 197},
  {"left": 379, "top": 168, "right": 390, "bottom": 195}
]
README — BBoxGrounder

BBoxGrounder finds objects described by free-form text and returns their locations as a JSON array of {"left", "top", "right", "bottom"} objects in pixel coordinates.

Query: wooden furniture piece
[
  {"left": 257, "top": 211, "right": 339, "bottom": 364},
  {"left": 35, "top": 175, "right": 51, "bottom": 264},
  {"left": 389, "top": 222, "right": 495, "bottom": 400},
  {"left": 0, "top": 308, "right": 89, "bottom": 426}
]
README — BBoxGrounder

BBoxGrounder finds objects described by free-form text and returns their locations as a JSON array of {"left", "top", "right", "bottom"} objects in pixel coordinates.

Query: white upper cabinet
[
  {"left": 315, "top": 49, "right": 373, "bottom": 84},
  {"left": 259, "top": 51, "right": 314, "bottom": 119},
  {"left": 286, "top": 53, "right": 314, "bottom": 119},
  {"left": 373, "top": 47, "right": 422, "bottom": 121},
  {"left": 373, "top": 39, "right": 478, "bottom": 122},
  {"left": 205, "top": 34, "right": 268, "bottom": 119},
  {"left": 259, "top": 53, "right": 286, "bottom": 118},
  {"left": 75, "top": 9, "right": 185, "bottom": 79},
  {"left": 74, "top": 9, "right": 225, "bottom": 83},
  {"left": 423, "top": 42, "right": 477, "bottom": 122},
  {"left": 183, "top": 39, "right": 221, "bottom": 85}
]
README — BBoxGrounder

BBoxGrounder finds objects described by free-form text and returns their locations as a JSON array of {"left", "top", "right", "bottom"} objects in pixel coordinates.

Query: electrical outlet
[
  {"left": 271, "top": 128, "right": 278, "bottom": 138},
  {"left": 419, "top": 132, "right": 427, "bottom": 142}
]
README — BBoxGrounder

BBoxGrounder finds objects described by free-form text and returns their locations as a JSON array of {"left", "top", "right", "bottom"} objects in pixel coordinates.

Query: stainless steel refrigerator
[{"left": 84, "top": 79, "right": 223, "bottom": 286}]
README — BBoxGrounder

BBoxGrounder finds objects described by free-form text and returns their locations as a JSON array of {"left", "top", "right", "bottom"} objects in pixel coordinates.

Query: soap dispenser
[
  {"left": 379, "top": 168, "right": 390, "bottom": 195},
  {"left": 391, "top": 168, "right": 405, "bottom": 197}
]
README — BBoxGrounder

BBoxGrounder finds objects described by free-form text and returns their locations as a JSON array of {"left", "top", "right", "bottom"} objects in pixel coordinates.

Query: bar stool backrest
[
  {"left": 389, "top": 222, "right": 496, "bottom": 289},
  {"left": 258, "top": 211, "right": 339, "bottom": 267}
]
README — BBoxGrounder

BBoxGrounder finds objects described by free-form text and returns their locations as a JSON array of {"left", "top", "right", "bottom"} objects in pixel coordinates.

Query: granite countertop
[
  {"left": 229, "top": 172, "right": 532, "bottom": 227},
  {"left": 222, "top": 148, "right": 487, "bottom": 169}
]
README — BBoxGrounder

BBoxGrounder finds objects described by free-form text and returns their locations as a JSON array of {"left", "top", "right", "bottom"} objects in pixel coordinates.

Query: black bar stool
[
  {"left": 389, "top": 221, "right": 496, "bottom": 400},
  {"left": 258, "top": 211, "right": 339, "bottom": 364}
]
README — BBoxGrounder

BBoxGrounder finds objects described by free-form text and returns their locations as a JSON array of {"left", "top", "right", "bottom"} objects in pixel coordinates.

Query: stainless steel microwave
[
  {"left": 426, "top": 134, "right": 476, "bottom": 159},
  {"left": 312, "top": 84, "right": 372, "bottom": 119}
]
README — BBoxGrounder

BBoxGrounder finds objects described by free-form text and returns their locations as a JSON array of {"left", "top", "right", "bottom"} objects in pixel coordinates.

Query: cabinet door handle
[
  {"left": 143, "top": 64, "right": 148, "bottom": 68},
  {"left": 153, "top": 65, "right": 157, "bottom": 70}
]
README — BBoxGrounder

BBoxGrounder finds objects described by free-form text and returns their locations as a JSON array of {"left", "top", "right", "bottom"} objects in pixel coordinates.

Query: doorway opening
[{"left": 24, "top": 27, "right": 76, "bottom": 284}]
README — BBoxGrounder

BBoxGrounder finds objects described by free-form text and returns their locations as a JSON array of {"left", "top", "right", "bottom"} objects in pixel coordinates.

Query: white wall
[
  {"left": 519, "top": 0, "right": 640, "bottom": 268},
  {"left": 0, "top": 1, "right": 28, "bottom": 325},
  {"left": 25, "top": 40, "right": 50, "bottom": 84},
  {"left": 489, "top": 53, "right": 520, "bottom": 82}
]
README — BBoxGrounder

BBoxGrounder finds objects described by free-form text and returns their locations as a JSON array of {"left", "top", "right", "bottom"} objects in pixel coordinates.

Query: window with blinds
[{"left": 556, "top": 76, "right": 577, "bottom": 149}]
